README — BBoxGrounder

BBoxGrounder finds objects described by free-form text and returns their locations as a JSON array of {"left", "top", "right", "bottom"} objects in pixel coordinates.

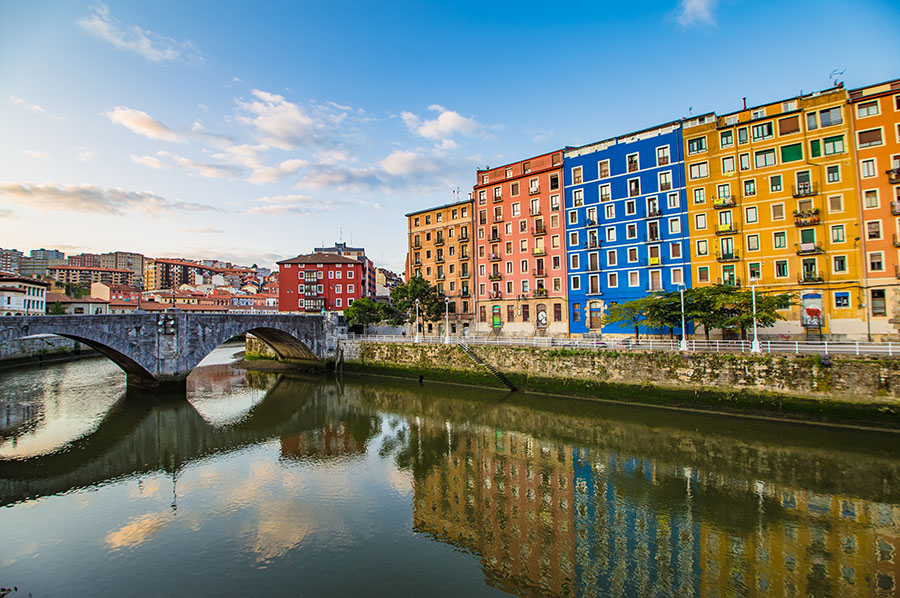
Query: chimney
[{"left": 743, "top": 97, "right": 747, "bottom": 110}]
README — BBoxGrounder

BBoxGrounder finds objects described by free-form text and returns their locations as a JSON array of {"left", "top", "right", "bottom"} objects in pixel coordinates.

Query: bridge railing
[{"left": 339, "top": 333, "right": 900, "bottom": 357}]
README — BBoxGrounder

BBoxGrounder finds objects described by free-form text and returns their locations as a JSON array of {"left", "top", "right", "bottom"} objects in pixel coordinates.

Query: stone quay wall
[{"left": 0, "top": 335, "right": 96, "bottom": 367}]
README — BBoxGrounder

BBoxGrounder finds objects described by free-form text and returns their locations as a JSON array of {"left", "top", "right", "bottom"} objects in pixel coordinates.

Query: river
[{"left": 1, "top": 343, "right": 898, "bottom": 597}]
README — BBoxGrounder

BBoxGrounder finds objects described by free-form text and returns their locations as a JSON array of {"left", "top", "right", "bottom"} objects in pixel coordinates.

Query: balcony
[
  {"left": 716, "top": 276, "right": 742, "bottom": 287},
  {"left": 585, "top": 219, "right": 599, "bottom": 227},
  {"left": 647, "top": 233, "right": 661, "bottom": 242},
  {"left": 435, "top": 255, "right": 444, "bottom": 263},
  {"left": 488, "top": 273, "right": 503, "bottom": 281},
  {"left": 646, "top": 284, "right": 665, "bottom": 293},
  {"left": 716, "top": 251, "right": 740, "bottom": 262},
  {"left": 459, "top": 233, "right": 469, "bottom": 241},
  {"left": 493, "top": 215, "right": 504, "bottom": 223},
  {"left": 529, "top": 208, "right": 542, "bottom": 217},
  {"left": 459, "top": 254, "right": 470, "bottom": 261},
  {"left": 792, "top": 182, "right": 819, "bottom": 198},
  {"left": 891, "top": 200, "right": 900, "bottom": 216},
  {"left": 585, "top": 262, "right": 602, "bottom": 273},
  {"left": 894, "top": 233, "right": 900, "bottom": 248},
  {"left": 532, "top": 248, "right": 547, "bottom": 257},
  {"left": 647, "top": 208, "right": 661, "bottom": 218},
  {"left": 489, "top": 232, "right": 502, "bottom": 242},
  {"left": 434, "top": 237, "right": 444, "bottom": 246},
  {"left": 489, "top": 253, "right": 502, "bottom": 262},
  {"left": 658, "top": 155, "right": 670, "bottom": 166},
  {"left": 659, "top": 181, "right": 672, "bottom": 192},
  {"left": 412, "top": 241, "right": 422, "bottom": 249},
  {"left": 798, "top": 272, "right": 824, "bottom": 285},
  {"left": 533, "top": 288, "right": 548, "bottom": 298},
  {"left": 436, "top": 273, "right": 445, "bottom": 281},
  {"left": 794, "top": 209, "right": 821, "bottom": 226},
  {"left": 529, "top": 186, "right": 540, "bottom": 195},
  {"left": 713, "top": 196, "right": 735, "bottom": 209},
  {"left": 585, "top": 239, "right": 600, "bottom": 249},
  {"left": 478, "top": 218, "right": 487, "bottom": 225},
  {"left": 887, "top": 168, "right": 900, "bottom": 185},
  {"left": 460, "top": 270, "right": 471, "bottom": 278},
  {"left": 628, "top": 162, "right": 639, "bottom": 173},
  {"left": 488, "top": 291, "right": 502, "bottom": 300},
  {"left": 649, "top": 256, "right": 661, "bottom": 266},
  {"left": 715, "top": 223, "right": 738, "bottom": 236},
  {"left": 532, "top": 268, "right": 547, "bottom": 278},
  {"left": 461, "top": 289, "right": 471, "bottom": 297},
  {"left": 493, "top": 195, "right": 503, "bottom": 203},
  {"left": 531, "top": 224, "right": 547, "bottom": 236},
  {"left": 796, "top": 243, "right": 824, "bottom": 255}
]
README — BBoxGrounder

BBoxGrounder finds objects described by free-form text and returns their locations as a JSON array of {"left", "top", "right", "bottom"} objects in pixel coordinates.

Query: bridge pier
[{"left": 127, "top": 374, "right": 188, "bottom": 394}]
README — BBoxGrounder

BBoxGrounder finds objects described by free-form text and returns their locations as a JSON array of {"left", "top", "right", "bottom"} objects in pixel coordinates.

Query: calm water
[{"left": 1, "top": 344, "right": 899, "bottom": 597}]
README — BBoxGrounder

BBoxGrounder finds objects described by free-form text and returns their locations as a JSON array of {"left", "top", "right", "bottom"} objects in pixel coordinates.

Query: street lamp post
[
  {"left": 444, "top": 297, "right": 450, "bottom": 344},
  {"left": 414, "top": 299, "right": 421, "bottom": 343},
  {"left": 750, "top": 284, "right": 761, "bottom": 353},
  {"left": 678, "top": 285, "right": 688, "bottom": 352}
]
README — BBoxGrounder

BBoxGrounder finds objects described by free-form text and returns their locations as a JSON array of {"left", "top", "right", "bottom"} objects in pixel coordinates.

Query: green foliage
[
  {"left": 390, "top": 275, "right": 444, "bottom": 321},
  {"left": 714, "top": 289, "right": 795, "bottom": 339},
  {"left": 603, "top": 297, "right": 655, "bottom": 338},
  {"left": 684, "top": 285, "right": 734, "bottom": 340},
  {"left": 47, "top": 301, "right": 66, "bottom": 315},
  {"left": 65, "top": 283, "right": 89, "bottom": 299},
  {"left": 644, "top": 291, "right": 684, "bottom": 337},
  {"left": 344, "top": 297, "right": 383, "bottom": 332}
]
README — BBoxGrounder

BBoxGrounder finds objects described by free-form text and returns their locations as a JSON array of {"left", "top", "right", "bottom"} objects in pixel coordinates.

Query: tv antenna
[{"left": 829, "top": 69, "right": 846, "bottom": 87}]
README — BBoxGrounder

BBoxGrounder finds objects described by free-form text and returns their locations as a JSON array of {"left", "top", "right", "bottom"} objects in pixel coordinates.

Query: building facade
[
  {"left": 313, "top": 242, "right": 377, "bottom": 300},
  {"left": 565, "top": 121, "right": 691, "bottom": 335},
  {"left": 0, "top": 248, "right": 24, "bottom": 273},
  {"left": 683, "top": 85, "right": 865, "bottom": 340},
  {"left": 144, "top": 258, "right": 220, "bottom": 290},
  {"left": 100, "top": 251, "right": 145, "bottom": 287},
  {"left": 406, "top": 198, "right": 474, "bottom": 335},
  {"left": 849, "top": 79, "right": 900, "bottom": 340},
  {"left": 0, "top": 274, "right": 49, "bottom": 315},
  {"left": 277, "top": 253, "right": 364, "bottom": 313},
  {"left": 473, "top": 150, "right": 568, "bottom": 336},
  {"left": 47, "top": 265, "right": 136, "bottom": 286}
]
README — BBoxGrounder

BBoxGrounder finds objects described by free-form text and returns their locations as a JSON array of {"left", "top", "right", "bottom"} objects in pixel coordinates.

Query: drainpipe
[{"left": 848, "top": 96, "right": 872, "bottom": 341}]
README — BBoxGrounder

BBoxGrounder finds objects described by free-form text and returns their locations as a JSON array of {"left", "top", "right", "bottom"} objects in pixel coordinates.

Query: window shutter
[
  {"left": 810, "top": 139, "right": 821, "bottom": 158},
  {"left": 778, "top": 116, "right": 800, "bottom": 135},
  {"left": 780, "top": 143, "right": 803, "bottom": 163},
  {"left": 858, "top": 129, "right": 882, "bottom": 146}
]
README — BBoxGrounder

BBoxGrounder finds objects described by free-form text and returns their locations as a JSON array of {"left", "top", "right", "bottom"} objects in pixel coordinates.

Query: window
[
  {"left": 658, "top": 171, "right": 672, "bottom": 191},
  {"left": 335, "top": 298, "right": 342, "bottom": 308},
  {"left": 747, "top": 234, "right": 760, "bottom": 251},
  {"left": 591, "top": 160, "right": 608, "bottom": 180},
  {"left": 858, "top": 129, "right": 883, "bottom": 148},
  {"left": 695, "top": 213, "right": 707, "bottom": 229},
  {"left": 572, "top": 303, "right": 580, "bottom": 321},
  {"left": 550, "top": 195, "right": 560, "bottom": 211},
  {"left": 628, "top": 178, "right": 641, "bottom": 197},
  {"left": 510, "top": 181, "right": 520, "bottom": 196},
  {"left": 570, "top": 254, "right": 580, "bottom": 269},
  {"left": 689, "top": 162, "right": 709, "bottom": 179},
  {"left": 781, "top": 143, "right": 803, "bottom": 163},
  {"left": 670, "top": 242, "right": 682, "bottom": 259},
  {"left": 529, "top": 177, "right": 540, "bottom": 194},
  {"left": 657, "top": 146, "right": 670, "bottom": 165},
  {"left": 775, "top": 260, "right": 788, "bottom": 278},
  {"left": 511, "top": 202, "right": 520, "bottom": 216},
  {"left": 553, "top": 303, "right": 562, "bottom": 321},
  {"left": 872, "top": 289, "right": 887, "bottom": 316},
  {"left": 827, "top": 195, "right": 842, "bottom": 213},
  {"left": 572, "top": 166, "right": 583, "bottom": 184},
  {"left": 867, "top": 220, "right": 882, "bottom": 239},
  {"left": 347, "top": 284, "right": 354, "bottom": 293},
  {"left": 626, "top": 223, "right": 637, "bottom": 239},
  {"left": 738, "top": 127, "right": 748, "bottom": 144},
  {"left": 569, "top": 231, "right": 578, "bottom": 246},
  {"left": 716, "top": 183, "right": 730, "bottom": 200},
  {"left": 820, "top": 107, "right": 842, "bottom": 127},
  {"left": 748, "top": 263, "right": 761, "bottom": 281},
  {"left": 770, "top": 175, "right": 782, "bottom": 192},
  {"left": 688, "top": 136, "right": 707, "bottom": 154},
  {"left": 778, "top": 115, "right": 800, "bottom": 135},
  {"left": 869, "top": 252, "right": 885, "bottom": 272},
  {"left": 744, "top": 179, "right": 756, "bottom": 196},
  {"left": 607, "top": 249, "right": 617, "bottom": 266},
  {"left": 833, "top": 256, "right": 847, "bottom": 274},
  {"left": 826, "top": 165, "right": 840, "bottom": 183},
  {"left": 755, "top": 149, "right": 776, "bottom": 168},
  {"left": 672, "top": 268, "right": 684, "bottom": 285},
  {"left": 720, "top": 130, "right": 733, "bottom": 147},
  {"left": 625, "top": 200, "right": 636, "bottom": 215},
  {"left": 810, "top": 139, "right": 821, "bottom": 158},
  {"left": 693, "top": 188, "right": 706, "bottom": 204},
  {"left": 857, "top": 101, "right": 879, "bottom": 118},
  {"left": 667, "top": 193, "right": 680, "bottom": 209},
  {"left": 607, "top": 272, "right": 618, "bottom": 287},
  {"left": 824, "top": 135, "right": 845, "bottom": 155},
  {"left": 568, "top": 210, "right": 578, "bottom": 225},
  {"left": 807, "top": 112, "right": 818, "bottom": 131},
  {"left": 697, "top": 266, "right": 709, "bottom": 283},
  {"left": 722, "top": 156, "right": 735, "bottom": 173},
  {"left": 751, "top": 122, "right": 774, "bottom": 140},
  {"left": 739, "top": 153, "right": 750, "bottom": 171},
  {"left": 627, "top": 153, "right": 639, "bottom": 172},
  {"left": 861, "top": 159, "right": 876, "bottom": 178},
  {"left": 669, "top": 218, "right": 681, "bottom": 234},
  {"left": 696, "top": 239, "right": 708, "bottom": 256},
  {"left": 628, "top": 271, "right": 639, "bottom": 287},
  {"left": 865, "top": 190, "right": 879, "bottom": 209},
  {"left": 774, "top": 231, "right": 787, "bottom": 248},
  {"left": 751, "top": 108, "right": 766, "bottom": 119},
  {"left": 605, "top": 227, "right": 616, "bottom": 242},
  {"left": 745, "top": 206, "right": 758, "bottom": 223},
  {"left": 627, "top": 247, "right": 638, "bottom": 262},
  {"left": 549, "top": 173, "right": 559, "bottom": 190},
  {"left": 571, "top": 276, "right": 581, "bottom": 291},
  {"left": 604, "top": 203, "right": 615, "bottom": 219}
]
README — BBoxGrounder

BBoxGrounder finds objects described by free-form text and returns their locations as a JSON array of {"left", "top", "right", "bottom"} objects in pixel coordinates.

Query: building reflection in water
[{"left": 399, "top": 417, "right": 899, "bottom": 597}]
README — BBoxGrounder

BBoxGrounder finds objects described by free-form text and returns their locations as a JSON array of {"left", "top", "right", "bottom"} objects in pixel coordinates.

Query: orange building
[
  {"left": 405, "top": 198, "right": 474, "bottom": 335},
  {"left": 849, "top": 79, "right": 900, "bottom": 339},
  {"left": 473, "top": 150, "right": 568, "bottom": 336}
]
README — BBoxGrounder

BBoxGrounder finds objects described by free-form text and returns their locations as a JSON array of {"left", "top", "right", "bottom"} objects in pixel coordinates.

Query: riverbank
[
  {"left": 0, "top": 335, "right": 98, "bottom": 371},
  {"left": 332, "top": 340, "right": 900, "bottom": 429}
]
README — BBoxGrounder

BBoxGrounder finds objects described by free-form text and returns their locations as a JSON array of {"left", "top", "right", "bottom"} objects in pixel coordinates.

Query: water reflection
[{"left": 0, "top": 351, "right": 898, "bottom": 597}]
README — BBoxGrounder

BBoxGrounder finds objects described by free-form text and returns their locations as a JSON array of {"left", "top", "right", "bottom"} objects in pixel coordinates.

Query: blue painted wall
[{"left": 564, "top": 124, "right": 693, "bottom": 336}]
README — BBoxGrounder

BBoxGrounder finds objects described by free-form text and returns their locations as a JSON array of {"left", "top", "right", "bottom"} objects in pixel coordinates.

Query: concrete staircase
[{"left": 457, "top": 340, "right": 517, "bottom": 391}]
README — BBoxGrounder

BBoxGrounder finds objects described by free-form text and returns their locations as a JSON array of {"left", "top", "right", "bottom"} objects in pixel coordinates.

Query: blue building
[{"left": 564, "top": 121, "right": 692, "bottom": 336}]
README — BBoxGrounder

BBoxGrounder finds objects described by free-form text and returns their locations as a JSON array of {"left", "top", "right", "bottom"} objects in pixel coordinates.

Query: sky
[{"left": 1, "top": 0, "right": 898, "bottom": 274}]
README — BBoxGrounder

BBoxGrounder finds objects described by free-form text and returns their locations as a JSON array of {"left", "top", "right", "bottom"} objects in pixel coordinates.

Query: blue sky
[{"left": 1, "top": 0, "right": 898, "bottom": 273}]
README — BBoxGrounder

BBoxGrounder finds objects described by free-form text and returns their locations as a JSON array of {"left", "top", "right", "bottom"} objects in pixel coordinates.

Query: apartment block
[
  {"left": 473, "top": 150, "right": 568, "bottom": 336},
  {"left": 683, "top": 85, "right": 864, "bottom": 340},
  {"left": 313, "top": 242, "right": 376, "bottom": 300},
  {"left": 849, "top": 79, "right": 900, "bottom": 339},
  {"left": 47, "top": 265, "right": 136, "bottom": 286},
  {"left": 278, "top": 253, "right": 364, "bottom": 313},
  {"left": 564, "top": 121, "right": 691, "bottom": 335},
  {"left": 144, "top": 258, "right": 220, "bottom": 290},
  {"left": 406, "top": 198, "right": 474, "bottom": 335}
]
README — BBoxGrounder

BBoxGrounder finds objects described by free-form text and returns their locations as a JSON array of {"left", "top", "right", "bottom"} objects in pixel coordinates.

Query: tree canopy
[{"left": 390, "top": 275, "right": 444, "bottom": 321}]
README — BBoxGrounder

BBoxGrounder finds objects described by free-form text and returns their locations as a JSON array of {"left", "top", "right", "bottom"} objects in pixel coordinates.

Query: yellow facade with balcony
[{"left": 683, "top": 86, "right": 866, "bottom": 340}]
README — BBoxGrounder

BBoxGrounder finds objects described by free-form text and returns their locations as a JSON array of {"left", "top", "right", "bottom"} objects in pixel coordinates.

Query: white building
[{"left": 0, "top": 274, "right": 49, "bottom": 315}]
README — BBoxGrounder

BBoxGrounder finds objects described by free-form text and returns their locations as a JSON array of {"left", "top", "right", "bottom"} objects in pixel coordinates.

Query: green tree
[
  {"left": 377, "top": 302, "right": 406, "bottom": 326},
  {"left": 47, "top": 301, "right": 66, "bottom": 315},
  {"left": 603, "top": 297, "right": 653, "bottom": 339},
  {"left": 390, "top": 275, "right": 443, "bottom": 321},
  {"left": 716, "top": 289, "right": 794, "bottom": 339},
  {"left": 344, "top": 297, "right": 382, "bottom": 333},
  {"left": 685, "top": 285, "right": 735, "bottom": 340},
  {"left": 643, "top": 291, "right": 684, "bottom": 338}
]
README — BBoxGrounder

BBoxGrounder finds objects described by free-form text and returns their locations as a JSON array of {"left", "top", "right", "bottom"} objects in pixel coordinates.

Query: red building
[
  {"left": 473, "top": 149, "right": 569, "bottom": 336},
  {"left": 277, "top": 253, "right": 364, "bottom": 313}
]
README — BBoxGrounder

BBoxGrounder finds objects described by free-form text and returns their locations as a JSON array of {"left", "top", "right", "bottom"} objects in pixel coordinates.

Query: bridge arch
[{"left": 182, "top": 324, "right": 320, "bottom": 373}]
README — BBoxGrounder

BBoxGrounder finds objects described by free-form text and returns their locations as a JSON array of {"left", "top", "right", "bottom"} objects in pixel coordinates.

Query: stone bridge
[{"left": 0, "top": 312, "right": 325, "bottom": 389}]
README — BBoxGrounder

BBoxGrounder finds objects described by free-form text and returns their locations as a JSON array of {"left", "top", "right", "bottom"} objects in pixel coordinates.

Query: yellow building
[{"left": 683, "top": 85, "right": 865, "bottom": 340}]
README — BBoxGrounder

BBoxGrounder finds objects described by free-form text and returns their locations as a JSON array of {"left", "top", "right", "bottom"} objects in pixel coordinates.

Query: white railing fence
[{"left": 337, "top": 333, "right": 900, "bottom": 356}]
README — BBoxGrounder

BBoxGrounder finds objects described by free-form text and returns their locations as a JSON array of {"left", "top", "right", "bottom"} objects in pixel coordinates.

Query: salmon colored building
[
  {"left": 849, "top": 79, "right": 900, "bottom": 339},
  {"left": 473, "top": 150, "right": 568, "bottom": 336},
  {"left": 277, "top": 253, "right": 363, "bottom": 313}
]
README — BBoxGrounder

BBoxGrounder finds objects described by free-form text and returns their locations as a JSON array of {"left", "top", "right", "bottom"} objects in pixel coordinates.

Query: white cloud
[
  {"left": 248, "top": 158, "right": 309, "bottom": 185},
  {"left": 23, "top": 150, "right": 50, "bottom": 160},
  {"left": 402, "top": 105, "right": 482, "bottom": 140},
  {"left": 380, "top": 150, "right": 438, "bottom": 176},
  {"left": 676, "top": 0, "right": 717, "bottom": 26},
  {"left": 76, "top": 4, "right": 202, "bottom": 63},
  {"left": 131, "top": 152, "right": 240, "bottom": 179},
  {"left": 211, "top": 144, "right": 267, "bottom": 170},
  {"left": 0, "top": 182, "right": 219, "bottom": 216},
  {"left": 10, "top": 95, "right": 45, "bottom": 114},
  {"left": 314, "top": 149, "right": 355, "bottom": 165},
  {"left": 131, "top": 154, "right": 166, "bottom": 169},
  {"left": 75, "top": 148, "right": 95, "bottom": 162},
  {"left": 235, "top": 89, "right": 337, "bottom": 150},
  {"left": 294, "top": 166, "right": 383, "bottom": 193},
  {"left": 182, "top": 226, "right": 223, "bottom": 234},
  {"left": 106, "top": 106, "right": 183, "bottom": 142},
  {"left": 245, "top": 194, "right": 346, "bottom": 215}
]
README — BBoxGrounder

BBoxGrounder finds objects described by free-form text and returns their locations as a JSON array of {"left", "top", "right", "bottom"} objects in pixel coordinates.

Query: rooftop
[{"left": 277, "top": 253, "right": 361, "bottom": 265}]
